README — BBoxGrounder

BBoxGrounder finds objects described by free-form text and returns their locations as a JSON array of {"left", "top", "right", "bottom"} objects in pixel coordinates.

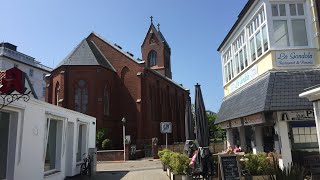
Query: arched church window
[
  {"left": 121, "top": 66, "right": 129, "bottom": 83},
  {"left": 148, "top": 50, "right": 157, "bottom": 67},
  {"left": 55, "top": 82, "right": 60, "bottom": 106},
  {"left": 75, "top": 80, "right": 88, "bottom": 113},
  {"left": 104, "top": 84, "right": 110, "bottom": 116}
]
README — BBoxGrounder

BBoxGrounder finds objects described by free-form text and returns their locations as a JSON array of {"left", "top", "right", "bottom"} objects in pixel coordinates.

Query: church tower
[{"left": 141, "top": 16, "right": 172, "bottom": 79}]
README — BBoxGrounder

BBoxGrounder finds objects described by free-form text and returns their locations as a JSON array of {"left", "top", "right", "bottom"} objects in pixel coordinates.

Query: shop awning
[{"left": 216, "top": 70, "right": 320, "bottom": 124}]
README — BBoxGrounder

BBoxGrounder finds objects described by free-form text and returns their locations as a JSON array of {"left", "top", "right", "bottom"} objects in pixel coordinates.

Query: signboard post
[
  {"left": 218, "top": 154, "right": 241, "bottom": 180},
  {"left": 160, "top": 122, "right": 172, "bottom": 149}
]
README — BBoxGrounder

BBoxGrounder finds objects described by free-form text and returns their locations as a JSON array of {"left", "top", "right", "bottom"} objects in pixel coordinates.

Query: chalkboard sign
[{"left": 218, "top": 154, "right": 241, "bottom": 180}]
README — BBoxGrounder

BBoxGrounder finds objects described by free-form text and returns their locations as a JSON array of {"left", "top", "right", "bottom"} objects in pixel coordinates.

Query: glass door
[{"left": 0, "top": 112, "right": 10, "bottom": 180}]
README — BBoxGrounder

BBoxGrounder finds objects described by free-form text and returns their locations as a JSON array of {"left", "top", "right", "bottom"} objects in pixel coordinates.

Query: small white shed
[{"left": 0, "top": 97, "right": 96, "bottom": 180}]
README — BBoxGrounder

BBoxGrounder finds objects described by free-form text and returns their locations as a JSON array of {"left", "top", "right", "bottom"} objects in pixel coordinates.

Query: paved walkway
[{"left": 85, "top": 158, "right": 169, "bottom": 180}]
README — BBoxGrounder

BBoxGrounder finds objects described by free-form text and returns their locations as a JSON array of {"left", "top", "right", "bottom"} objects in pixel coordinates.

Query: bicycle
[{"left": 80, "top": 153, "right": 91, "bottom": 177}]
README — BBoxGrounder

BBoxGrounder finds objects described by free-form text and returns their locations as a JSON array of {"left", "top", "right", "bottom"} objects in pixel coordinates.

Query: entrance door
[{"left": 0, "top": 112, "right": 10, "bottom": 180}]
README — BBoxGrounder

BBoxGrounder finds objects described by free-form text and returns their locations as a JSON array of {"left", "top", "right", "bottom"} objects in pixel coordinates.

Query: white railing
[{"left": 0, "top": 47, "right": 52, "bottom": 71}]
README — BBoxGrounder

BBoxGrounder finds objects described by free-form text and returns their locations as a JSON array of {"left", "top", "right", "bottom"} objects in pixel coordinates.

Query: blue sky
[{"left": 1, "top": 0, "right": 247, "bottom": 112}]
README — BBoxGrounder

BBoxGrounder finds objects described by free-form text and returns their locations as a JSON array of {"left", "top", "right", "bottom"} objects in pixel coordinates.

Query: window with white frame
[
  {"left": 247, "top": 8, "right": 268, "bottom": 62},
  {"left": 232, "top": 32, "right": 248, "bottom": 75},
  {"left": 223, "top": 48, "right": 234, "bottom": 83},
  {"left": 222, "top": 6, "right": 268, "bottom": 84},
  {"left": 76, "top": 124, "right": 87, "bottom": 162},
  {"left": 271, "top": 2, "right": 308, "bottom": 47},
  {"left": 44, "top": 117, "right": 63, "bottom": 173}
]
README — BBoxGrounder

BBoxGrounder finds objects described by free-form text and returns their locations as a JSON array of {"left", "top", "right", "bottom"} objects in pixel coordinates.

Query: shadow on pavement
[{"left": 66, "top": 171, "right": 129, "bottom": 180}]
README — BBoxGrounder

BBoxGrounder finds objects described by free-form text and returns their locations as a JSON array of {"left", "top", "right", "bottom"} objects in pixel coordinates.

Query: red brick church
[{"left": 45, "top": 20, "right": 189, "bottom": 148}]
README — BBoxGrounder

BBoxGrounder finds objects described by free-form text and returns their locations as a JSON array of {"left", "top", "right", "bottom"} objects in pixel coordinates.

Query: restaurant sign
[
  {"left": 276, "top": 51, "right": 315, "bottom": 66},
  {"left": 229, "top": 65, "right": 258, "bottom": 93},
  {"left": 220, "top": 121, "right": 231, "bottom": 129},
  {"left": 230, "top": 118, "right": 242, "bottom": 128},
  {"left": 278, "top": 110, "right": 314, "bottom": 121},
  {"left": 243, "top": 113, "right": 265, "bottom": 125},
  {"left": 0, "top": 67, "right": 31, "bottom": 110}
]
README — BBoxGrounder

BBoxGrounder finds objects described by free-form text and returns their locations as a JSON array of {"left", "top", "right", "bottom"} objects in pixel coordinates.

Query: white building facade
[
  {"left": 216, "top": 0, "right": 320, "bottom": 169},
  {"left": 0, "top": 43, "right": 52, "bottom": 100},
  {"left": 0, "top": 97, "right": 96, "bottom": 180}
]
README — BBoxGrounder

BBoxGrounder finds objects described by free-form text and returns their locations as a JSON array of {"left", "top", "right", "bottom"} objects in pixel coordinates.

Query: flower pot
[
  {"left": 252, "top": 175, "right": 268, "bottom": 180},
  {"left": 181, "top": 174, "right": 193, "bottom": 180},
  {"left": 167, "top": 168, "right": 171, "bottom": 177},
  {"left": 162, "top": 163, "right": 167, "bottom": 171},
  {"left": 170, "top": 172, "right": 182, "bottom": 180}
]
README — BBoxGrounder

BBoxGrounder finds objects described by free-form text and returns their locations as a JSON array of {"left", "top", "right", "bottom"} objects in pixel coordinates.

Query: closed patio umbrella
[
  {"left": 184, "top": 94, "right": 195, "bottom": 157},
  {"left": 185, "top": 94, "right": 195, "bottom": 140},
  {"left": 194, "top": 83, "right": 213, "bottom": 179}
]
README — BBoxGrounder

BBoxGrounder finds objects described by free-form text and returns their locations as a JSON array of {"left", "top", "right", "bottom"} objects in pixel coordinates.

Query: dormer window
[{"left": 148, "top": 50, "right": 157, "bottom": 67}]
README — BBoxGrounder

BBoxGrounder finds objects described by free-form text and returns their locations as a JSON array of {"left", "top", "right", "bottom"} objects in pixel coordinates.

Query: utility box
[{"left": 89, "top": 148, "right": 97, "bottom": 176}]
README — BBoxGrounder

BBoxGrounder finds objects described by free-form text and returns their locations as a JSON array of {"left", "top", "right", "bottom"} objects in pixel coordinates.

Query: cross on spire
[
  {"left": 157, "top": 23, "right": 160, "bottom": 31},
  {"left": 150, "top": 16, "right": 153, "bottom": 23}
]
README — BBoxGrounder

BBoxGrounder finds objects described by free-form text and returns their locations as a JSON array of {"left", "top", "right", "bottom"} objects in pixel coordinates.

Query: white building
[
  {"left": 0, "top": 42, "right": 52, "bottom": 100},
  {"left": 0, "top": 93, "right": 96, "bottom": 180},
  {"left": 216, "top": 0, "right": 320, "bottom": 169}
]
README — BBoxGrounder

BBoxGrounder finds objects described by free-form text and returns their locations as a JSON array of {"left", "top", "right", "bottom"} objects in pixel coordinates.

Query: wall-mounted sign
[
  {"left": 278, "top": 110, "right": 314, "bottom": 121},
  {"left": 276, "top": 51, "right": 315, "bottom": 66},
  {"left": 231, "top": 118, "right": 242, "bottom": 128},
  {"left": 229, "top": 65, "right": 258, "bottom": 93},
  {"left": 220, "top": 121, "right": 231, "bottom": 129},
  {"left": 160, "top": 122, "right": 172, "bottom": 134},
  {"left": 125, "top": 135, "right": 131, "bottom": 144},
  {"left": 243, "top": 113, "right": 265, "bottom": 125},
  {"left": 0, "top": 67, "right": 26, "bottom": 94}
]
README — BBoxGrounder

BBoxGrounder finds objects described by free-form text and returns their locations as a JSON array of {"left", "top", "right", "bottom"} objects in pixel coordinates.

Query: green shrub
[
  {"left": 158, "top": 149, "right": 170, "bottom": 159},
  {"left": 96, "top": 128, "right": 108, "bottom": 149},
  {"left": 158, "top": 149, "right": 173, "bottom": 166},
  {"left": 267, "top": 156, "right": 306, "bottom": 180},
  {"left": 169, "top": 152, "right": 190, "bottom": 175},
  {"left": 241, "top": 153, "right": 272, "bottom": 175},
  {"left": 101, "top": 139, "right": 112, "bottom": 150}
]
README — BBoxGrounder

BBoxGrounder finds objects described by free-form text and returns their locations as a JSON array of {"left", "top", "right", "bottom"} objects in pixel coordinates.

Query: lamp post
[{"left": 122, "top": 117, "right": 126, "bottom": 161}]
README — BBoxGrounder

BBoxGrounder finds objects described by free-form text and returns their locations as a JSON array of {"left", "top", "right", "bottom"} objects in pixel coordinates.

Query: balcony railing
[{"left": 0, "top": 47, "right": 52, "bottom": 72}]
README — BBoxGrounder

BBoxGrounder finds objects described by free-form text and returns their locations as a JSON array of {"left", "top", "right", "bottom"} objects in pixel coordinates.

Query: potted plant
[
  {"left": 169, "top": 152, "right": 191, "bottom": 180},
  {"left": 240, "top": 153, "right": 272, "bottom": 180},
  {"left": 158, "top": 149, "right": 172, "bottom": 171}
]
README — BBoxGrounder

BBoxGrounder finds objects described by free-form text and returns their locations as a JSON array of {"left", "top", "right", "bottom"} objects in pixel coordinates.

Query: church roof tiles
[{"left": 55, "top": 38, "right": 116, "bottom": 72}]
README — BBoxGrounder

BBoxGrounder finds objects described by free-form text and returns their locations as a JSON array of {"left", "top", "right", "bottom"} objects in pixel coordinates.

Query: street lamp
[{"left": 122, "top": 117, "right": 126, "bottom": 161}]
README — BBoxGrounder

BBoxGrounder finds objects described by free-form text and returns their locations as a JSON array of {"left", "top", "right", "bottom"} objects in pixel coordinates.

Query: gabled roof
[
  {"left": 55, "top": 38, "right": 116, "bottom": 72},
  {"left": 216, "top": 70, "right": 320, "bottom": 124},
  {"left": 141, "top": 23, "right": 170, "bottom": 49},
  {"left": 158, "top": 31, "right": 170, "bottom": 49},
  {"left": 90, "top": 32, "right": 144, "bottom": 65}
]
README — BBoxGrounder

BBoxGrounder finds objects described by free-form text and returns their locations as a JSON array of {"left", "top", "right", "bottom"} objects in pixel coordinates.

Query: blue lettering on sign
[
  {"left": 276, "top": 51, "right": 314, "bottom": 66},
  {"left": 277, "top": 53, "right": 288, "bottom": 60},
  {"left": 230, "top": 65, "right": 258, "bottom": 93}
]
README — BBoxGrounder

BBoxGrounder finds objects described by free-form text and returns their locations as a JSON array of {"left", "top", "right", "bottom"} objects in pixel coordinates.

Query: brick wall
[{"left": 47, "top": 32, "right": 188, "bottom": 149}]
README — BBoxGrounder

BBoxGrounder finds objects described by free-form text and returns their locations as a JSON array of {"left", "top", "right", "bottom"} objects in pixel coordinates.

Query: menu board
[{"left": 219, "top": 155, "right": 241, "bottom": 180}]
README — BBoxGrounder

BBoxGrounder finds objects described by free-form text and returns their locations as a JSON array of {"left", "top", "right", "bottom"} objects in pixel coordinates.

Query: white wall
[
  {"left": 275, "top": 112, "right": 292, "bottom": 168},
  {"left": 0, "top": 57, "right": 49, "bottom": 101},
  {"left": 1, "top": 98, "right": 96, "bottom": 180}
]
